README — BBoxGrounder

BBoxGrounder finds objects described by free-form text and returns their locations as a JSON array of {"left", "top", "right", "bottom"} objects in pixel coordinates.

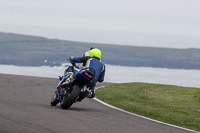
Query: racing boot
[{"left": 86, "top": 87, "right": 95, "bottom": 99}]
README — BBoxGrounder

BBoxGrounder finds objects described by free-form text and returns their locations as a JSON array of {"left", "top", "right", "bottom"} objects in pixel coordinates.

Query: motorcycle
[{"left": 50, "top": 59, "right": 96, "bottom": 109}]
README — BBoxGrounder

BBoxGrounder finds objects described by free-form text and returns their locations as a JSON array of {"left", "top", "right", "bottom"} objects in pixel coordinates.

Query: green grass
[{"left": 96, "top": 83, "right": 200, "bottom": 131}]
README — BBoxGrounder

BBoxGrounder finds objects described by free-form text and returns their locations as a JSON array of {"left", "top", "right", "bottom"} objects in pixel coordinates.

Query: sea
[{"left": 0, "top": 64, "right": 200, "bottom": 88}]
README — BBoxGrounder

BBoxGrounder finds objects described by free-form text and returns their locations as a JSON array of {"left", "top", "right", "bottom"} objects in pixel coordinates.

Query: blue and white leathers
[{"left": 71, "top": 56, "right": 105, "bottom": 87}]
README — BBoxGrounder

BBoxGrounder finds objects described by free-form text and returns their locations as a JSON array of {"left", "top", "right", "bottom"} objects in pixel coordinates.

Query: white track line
[{"left": 94, "top": 86, "right": 200, "bottom": 133}]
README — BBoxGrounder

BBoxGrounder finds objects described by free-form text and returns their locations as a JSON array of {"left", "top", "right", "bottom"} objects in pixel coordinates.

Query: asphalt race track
[{"left": 0, "top": 74, "right": 198, "bottom": 133}]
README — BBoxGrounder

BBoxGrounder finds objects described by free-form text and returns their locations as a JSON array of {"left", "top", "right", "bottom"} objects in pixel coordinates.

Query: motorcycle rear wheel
[{"left": 60, "top": 85, "right": 81, "bottom": 109}]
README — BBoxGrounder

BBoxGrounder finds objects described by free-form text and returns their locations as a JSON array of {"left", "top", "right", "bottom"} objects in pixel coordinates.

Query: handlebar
[{"left": 67, "top": 58, "right": 76, "bottom": 67}]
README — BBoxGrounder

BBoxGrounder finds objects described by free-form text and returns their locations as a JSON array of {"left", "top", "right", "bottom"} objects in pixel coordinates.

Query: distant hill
[{"left": 0, "top": 32, "right": 200, "bottom": 70}]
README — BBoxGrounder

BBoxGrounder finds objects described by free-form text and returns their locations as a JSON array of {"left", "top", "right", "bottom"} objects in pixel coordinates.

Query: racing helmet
[{"left": 90, "top": 48, "right": 101, "bottom": 60}]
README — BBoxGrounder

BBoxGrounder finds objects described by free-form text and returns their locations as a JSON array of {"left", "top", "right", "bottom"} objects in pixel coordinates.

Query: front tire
[
  {"left": 60, "top": 85, "right": 81, "bottom": 109},
  {"left": 51, "top": 93, "right": 59, "bottom": 106}
]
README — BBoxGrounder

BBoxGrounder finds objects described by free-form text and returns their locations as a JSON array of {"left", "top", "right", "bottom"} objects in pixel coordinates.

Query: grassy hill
[
  {"left": 96, "top": 83, "right": 200, "bottom": 131},
  {"left": 0, "top": 32, "right": 200, "bottom": 69}
]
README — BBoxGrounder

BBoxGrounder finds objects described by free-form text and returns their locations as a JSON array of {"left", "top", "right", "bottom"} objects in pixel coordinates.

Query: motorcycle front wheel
[
  {"left": 60, "top": 85, "right": 81, "bottom": 109},
  {"left": 50, "top": 93, "right": 59, "bottom": 106}
]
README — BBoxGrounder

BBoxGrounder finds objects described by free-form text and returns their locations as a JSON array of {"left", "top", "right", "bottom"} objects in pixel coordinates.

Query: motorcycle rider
[
  {"left": 59, "top": 47, "right": 94, "bottom": 81},
  {"left": 70, "top": 48, "right": 105, "bottom": 101}
]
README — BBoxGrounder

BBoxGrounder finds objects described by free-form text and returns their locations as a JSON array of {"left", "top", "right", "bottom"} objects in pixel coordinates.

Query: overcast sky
[{"left": 0, "top": 0, "right": 200, "bottom": 48}]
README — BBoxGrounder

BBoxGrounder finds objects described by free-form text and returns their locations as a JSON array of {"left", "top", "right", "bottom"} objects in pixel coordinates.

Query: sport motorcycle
[{"left": 50, "top": 59, "right": 96, "bottom": 109}]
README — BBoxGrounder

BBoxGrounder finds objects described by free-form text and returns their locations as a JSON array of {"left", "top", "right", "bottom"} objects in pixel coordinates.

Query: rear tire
[
  {"left": 60, "top": 85, "right": 81, "bottom": 109},
  {"left": 51, "top": 93, "right": 59, "bottom": 106}
]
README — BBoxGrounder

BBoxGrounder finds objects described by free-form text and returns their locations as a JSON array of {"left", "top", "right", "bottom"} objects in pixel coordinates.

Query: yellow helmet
[{"left": 90, "top": 48, "right": 101, "bottom": 60}]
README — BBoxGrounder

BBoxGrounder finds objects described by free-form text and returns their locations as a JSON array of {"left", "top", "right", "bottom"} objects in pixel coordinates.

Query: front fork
[
  {"left": 56, "top": 72, "right": 67, "bottom": 102},
  {"left": 56, "top": 89, "right": 62, "bottom": 102}
]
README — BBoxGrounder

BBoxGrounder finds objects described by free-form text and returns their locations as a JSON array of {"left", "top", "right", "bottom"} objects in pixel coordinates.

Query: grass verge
[{"left": 96, "top": 83, "right": 200, "bottom": 131}]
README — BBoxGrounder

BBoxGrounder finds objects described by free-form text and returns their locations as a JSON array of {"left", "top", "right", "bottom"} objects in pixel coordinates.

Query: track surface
[{"left": 0, "top": 74, "right": 198, "bottom": 133}]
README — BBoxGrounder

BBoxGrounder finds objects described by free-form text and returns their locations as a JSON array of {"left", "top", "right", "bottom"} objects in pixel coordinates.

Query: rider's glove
[{"left": 69, "top": 56, "right": 74, "bottom": 61}]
